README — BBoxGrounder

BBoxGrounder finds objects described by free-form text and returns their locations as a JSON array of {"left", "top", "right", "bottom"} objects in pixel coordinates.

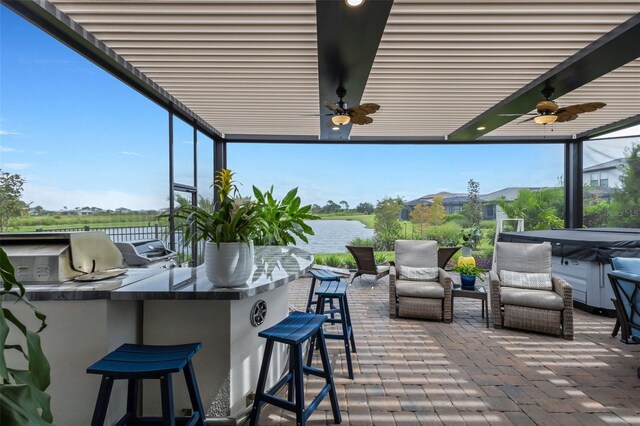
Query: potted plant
[
  {"left": 173, "top": 169, "right": 262, "bottom": 287},
  {"left": 458, "top": 227, "right": 482, "bottom": 266},
  {"left": 452, "top": 263, "right": 485, "bottom": 290},
  {"left": 172, "top": 169, "right": 318, "bottom": 287}
]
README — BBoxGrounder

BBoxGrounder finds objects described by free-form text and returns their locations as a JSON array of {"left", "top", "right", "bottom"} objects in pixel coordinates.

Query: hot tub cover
[{"left": 498, "top": 229, "right": 640, "bottom": 263}]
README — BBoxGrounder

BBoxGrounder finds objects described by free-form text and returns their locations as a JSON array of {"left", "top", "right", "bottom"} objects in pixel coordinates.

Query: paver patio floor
[{"left": 259, "top": 275, "right": 640, "bottom": 425}]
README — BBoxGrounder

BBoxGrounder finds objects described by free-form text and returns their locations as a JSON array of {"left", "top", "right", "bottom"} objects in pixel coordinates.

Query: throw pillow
[
  {"left": 500, "top": 270, "right": 553, "bottom": 290},
  {"left": 397, "top": 265, "right": 439, "bottom": 281}
]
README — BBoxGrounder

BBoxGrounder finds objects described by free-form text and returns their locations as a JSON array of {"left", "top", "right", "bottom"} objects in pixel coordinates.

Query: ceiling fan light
[
  {"left": 534, "top": 114, "right": 558, "bottom": 125},
  {"left": 332, "top": 114, "right": 351, "bottom": 126},
  {"left": 346, "top": 0, "right": 364, "bottom": 7}
]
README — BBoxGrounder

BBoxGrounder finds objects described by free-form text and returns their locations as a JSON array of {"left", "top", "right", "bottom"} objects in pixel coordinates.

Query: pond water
[{"left": 294, "top": 220, "right": 374, "bottom": 254}]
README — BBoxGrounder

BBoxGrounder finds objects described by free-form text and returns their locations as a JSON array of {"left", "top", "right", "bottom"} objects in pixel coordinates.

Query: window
[
  {"left": 583, "top": 136, "right": 640, "bottom": 228},
  {"left": 590, "top": 173, "right": 599, "bottom": 186}
]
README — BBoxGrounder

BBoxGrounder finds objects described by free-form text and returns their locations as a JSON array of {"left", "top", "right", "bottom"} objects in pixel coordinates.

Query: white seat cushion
[
  {"left": 397, "top": 265, "right": 438, "bottom": 281},
  {"left": 500, "top": 270, "right": 553, "bottom": 290},
  {"left": 500, "top": 287, "right": 565, "bottom": 311},
  {"left": 396, "top": 280, "right": 444, "bottom": 298}
]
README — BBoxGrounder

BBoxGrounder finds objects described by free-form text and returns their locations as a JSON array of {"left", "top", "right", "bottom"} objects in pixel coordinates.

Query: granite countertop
[{"left": 15, "top": 246, "right": 313, "bottom": 301}]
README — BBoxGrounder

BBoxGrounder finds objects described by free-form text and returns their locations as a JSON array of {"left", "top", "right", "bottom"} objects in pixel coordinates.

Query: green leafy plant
[
  {"left": 251, "top": 186, "right": 319, "bottom": 246},
  {"left": 1, "top": 247, "right": 53, "bottom": 425},
  {"left": 170, "top": 169, "right": 317, "bottom": 248},
  {"left": 171, "top": 169, "right": 263, "bottom": 247},
  {"left": 460, "top": 227, "right": 482, "bottom": 249},
  {"left": 452, "top": 263, "right": 485, "bottom": 281}
]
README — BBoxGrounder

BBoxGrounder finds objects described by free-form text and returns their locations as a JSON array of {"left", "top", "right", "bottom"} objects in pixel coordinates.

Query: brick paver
[{"left": 258, "top": 275, "right": 640, "bottom": 425}]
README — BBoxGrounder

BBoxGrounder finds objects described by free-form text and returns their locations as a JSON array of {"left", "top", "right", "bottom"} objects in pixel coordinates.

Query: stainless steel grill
[
  {"left": 115, "top": 239, "right": 176, "bottom": 268},
  {"left": 1, "top": 232, "right": 124, "bottom": 283}
]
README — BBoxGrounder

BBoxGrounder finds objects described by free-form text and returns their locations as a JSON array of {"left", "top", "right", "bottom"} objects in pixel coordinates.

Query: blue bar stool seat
[
  {"left": 307, "top": 281, "right": 356, "bottom": 379},
  {"left": 306, "top": 269, "right": 342, "bottom": 314},
  {"left": 250, "top": 311, "right": 341, "bottom": 426},
  {"left": 86, "top": 342, "right": 206, "bottom": 426}
]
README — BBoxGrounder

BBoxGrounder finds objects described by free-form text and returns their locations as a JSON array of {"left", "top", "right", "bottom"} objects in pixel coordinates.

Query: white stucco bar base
[{"left": 2, "top": 246, "right": 312, "bottom": 426}]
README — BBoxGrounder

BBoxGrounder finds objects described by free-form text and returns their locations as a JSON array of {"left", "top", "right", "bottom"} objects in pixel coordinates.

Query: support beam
[
  {"left": 577, "top": 114, "right": 640, "bottom": 140},
  {"left": 449, "top": 13, "right": 640, "bottom": 141},
  {"left": 316, "top": 0, "right": 393, "bottom": 140},
  {"left": 565, "top": 141, "right": 584, "bottom": 229},
  {"left": 2, "top": 0, "right": 223, "bottom": 140},
  {"left": 168, "top": 111, "right": 175, "bottom": 251},
  {"left": 213, "top": 138, "right": 227, "bottom": 205},
  {"left": 224, "top": 134, "right": 569, "bottom": 145}
]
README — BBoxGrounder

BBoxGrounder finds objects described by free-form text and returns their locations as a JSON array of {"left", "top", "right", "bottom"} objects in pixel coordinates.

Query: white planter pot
[{"left": 204, "top": 241, "right": 255, "bottom": 287}]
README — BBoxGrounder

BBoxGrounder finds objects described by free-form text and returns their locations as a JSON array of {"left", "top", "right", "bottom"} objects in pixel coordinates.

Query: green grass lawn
[
  {"left": 316, "top": 213, "right": 375, "bottom": 228},
  {"left": 9, "top": 213, "right": 165, "bottom": 232}
]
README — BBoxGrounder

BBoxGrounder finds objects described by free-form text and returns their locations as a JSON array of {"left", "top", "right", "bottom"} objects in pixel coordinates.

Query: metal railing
[{"left": 34, "top": 225, "right": 204, "bottom": 266}]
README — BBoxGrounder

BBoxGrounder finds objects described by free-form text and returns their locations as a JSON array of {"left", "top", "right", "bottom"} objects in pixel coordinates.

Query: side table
[{"left": 451, "top": 284, "right": 489, "bottom": 328}]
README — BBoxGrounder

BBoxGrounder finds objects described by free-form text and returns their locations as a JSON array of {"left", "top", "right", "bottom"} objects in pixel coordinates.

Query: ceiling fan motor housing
[{"left": 536, "top": 100, "right": 559, "bottom": 115}]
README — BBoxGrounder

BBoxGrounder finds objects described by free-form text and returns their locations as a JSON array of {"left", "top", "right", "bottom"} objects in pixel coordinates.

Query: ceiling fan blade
[
  {"left": 498, "top": 113, "right": 536, "bottom": 116},
  {"left": 555, "top": 112, "right": 579, "bottom": 123},
  {"left": 299, "top": 113, "right": 333, "bottom": 117},
  {"left": 349, "top": 103, "right": 380, "bottom": 116},
  {"left": 324, "top": 100, "right": 337, "bottom": 111},
  {"left": 516, "top": 116, "right": 537, "bottom": 124},
  {"left": 558, "top": 102, "right": 606, "bottom": 115},
  {"left": 350, "top": 115, "right": 373, "bottom": 125},
  {"left": 350, "top": 115, "right": 366, "bottom": 125}
]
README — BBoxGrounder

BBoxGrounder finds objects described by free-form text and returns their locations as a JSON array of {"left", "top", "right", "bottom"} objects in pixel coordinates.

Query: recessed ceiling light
[
  {"left": 332, "top": 126, "right": 340, "bottom": 131},
  {"left": 477, "top": 126, "right": 486, "bottom": 131},
  {"left": 346, "top": 0, "right": 364, "bottom": 7}
]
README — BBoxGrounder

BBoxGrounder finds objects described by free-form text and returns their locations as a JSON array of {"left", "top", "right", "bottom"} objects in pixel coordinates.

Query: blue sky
[{"left": 1, "top": 7, "right": 638, "bottom": 211}]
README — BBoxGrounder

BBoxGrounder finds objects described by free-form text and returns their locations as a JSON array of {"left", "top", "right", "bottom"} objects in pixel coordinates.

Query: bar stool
[
  {"left": 86, "top": 343, "right": 206, "bottom": 426},
  {"left": 250, "top": 311, "right": 341, "bottom": 426},
  {"left": 306, "top": 269, "right": 342, "bottom": 313},
  {"left": 307, "top": 281, "right": 356, "bottom": 379}
]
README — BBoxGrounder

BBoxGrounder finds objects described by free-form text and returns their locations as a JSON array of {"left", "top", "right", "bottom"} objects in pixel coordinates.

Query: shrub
[
  {"left": 424, "top": 222, "right": 462, "bottom": 247},
  {"left": 348, "top": 236, "right": 376, "bottom": 247},
  {"left": 313, "top": 254, "right": 354, "bottom": 268},
  {"left": 479, "top": 220, "right": 495, "bottom": 229},
  {"left": 374, "top": 252, "right": 390, "bottom": 265},
  {"left": 445, "top": 214, "right": 469, "bottom": 227}
]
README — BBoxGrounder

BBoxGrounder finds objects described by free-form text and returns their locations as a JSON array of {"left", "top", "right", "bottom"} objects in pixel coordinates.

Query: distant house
[
  {"left": 115, "top": 207, "right": 132, "bottom": 214},
  {"left": 402, "top": 187, "right": 541, "bottom": 221},
  {"left": 76, "top": 209, "right": 94, "bottom": 215},
  {"left": 401, "top": 192, "right": 463, "bottom": 220},
  {"left": 583, "top": 158, "right": 624, "bottom": 188}
]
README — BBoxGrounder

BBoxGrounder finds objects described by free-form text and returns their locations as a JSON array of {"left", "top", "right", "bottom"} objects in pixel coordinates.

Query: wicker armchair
[
  {"left": 490, "top": 242, "right": 573, "bottom": 340},
  {"left": 389, "top": 240, "right": 452, "bottom": 322}
]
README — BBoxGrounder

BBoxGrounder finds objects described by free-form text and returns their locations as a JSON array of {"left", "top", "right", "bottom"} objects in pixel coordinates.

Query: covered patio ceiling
[{"left": 5, "top": 0, "right": 640, "bottom": 143}]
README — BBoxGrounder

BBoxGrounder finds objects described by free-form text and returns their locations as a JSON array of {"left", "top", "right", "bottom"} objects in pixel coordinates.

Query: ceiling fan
[
  {"left": 323, "top": 87, "right": 380, "bottom": 126},
  {"left": 501, "top": 87, "right": 606, "bottom": 125}
]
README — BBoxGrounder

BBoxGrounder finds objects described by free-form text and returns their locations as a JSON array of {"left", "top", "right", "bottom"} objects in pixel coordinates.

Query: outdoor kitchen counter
[
  {"left": 19, "top": 245, "right": 313, "bottom": 301},
  {"left": 7, "top": 245, "right": 314, "bottom": 425}
]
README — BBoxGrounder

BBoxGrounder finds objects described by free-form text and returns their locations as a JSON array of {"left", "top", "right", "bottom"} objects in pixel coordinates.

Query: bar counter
[{"left": 5, "top": 246, "right": 313, "bottom": 425}]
